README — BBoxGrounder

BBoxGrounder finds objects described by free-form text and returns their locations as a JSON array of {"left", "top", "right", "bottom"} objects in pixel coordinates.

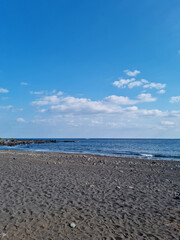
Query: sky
[{"left": 0, "top": 0, "right": 180, "bottom": 138}]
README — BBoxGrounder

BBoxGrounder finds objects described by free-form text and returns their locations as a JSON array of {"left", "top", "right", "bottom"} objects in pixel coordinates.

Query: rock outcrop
[{"left": 0, "top": 139, "right": 56, "bottom": 146}]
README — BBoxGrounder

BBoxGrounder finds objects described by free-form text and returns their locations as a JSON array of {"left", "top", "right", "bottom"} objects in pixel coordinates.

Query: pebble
[
  {"left": 174, "top": 191, "right": 180, "bottom": 199},
  {"left": 70, "top": 222, "right": 76, "bottom": 228},
  {"left": 0, "top": 233, "right": 7, "bottom": 237}
]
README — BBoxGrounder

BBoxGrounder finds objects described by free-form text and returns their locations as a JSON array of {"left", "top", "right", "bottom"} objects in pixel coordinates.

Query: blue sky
[{"left": 0, "top": 0, "right": 180, "bottom": 138}]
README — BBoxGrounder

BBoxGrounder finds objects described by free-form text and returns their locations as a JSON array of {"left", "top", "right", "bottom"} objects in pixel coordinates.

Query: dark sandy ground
[{"left": 0, "top": 150, "right": 179, "bottom": 240}]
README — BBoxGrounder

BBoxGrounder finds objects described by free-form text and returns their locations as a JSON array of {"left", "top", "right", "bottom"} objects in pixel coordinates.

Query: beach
[{"left": 0, "top": 150, "right": 179, "bottom": 240}]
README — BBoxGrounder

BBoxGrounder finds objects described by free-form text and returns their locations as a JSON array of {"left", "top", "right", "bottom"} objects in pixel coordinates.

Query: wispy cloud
[
  {"left": 113, "top": 78, "right": 135, "bottom": 88},
  {"left": 143, "top": 82, "right": 166, "bottom": 90},
  {"left": 0, "top": 105, "right": 12, "bottom": 110},
  {"left": 30, "top": 91, "right": 45, "bottom": 95},
  {"left": 113, "top": 78, "right": 149, "bottom": 89},
  {"left": 21, "top": 82, "right": 28, "bottom": 86},
  {"left": 137, "top": 93, "right": 156, "bottom": 102},
  {"left": 16, "top": 117, "right": 26, "bottom": 122},
  {"left": 157, "top": 89, "right": 165, "bottom": 94},
  {"left": 124, "top": 69, "right": 141, "bottom": 77},
  {"left": 113, "top": 70, "right": 166, "bottom": 92},
  {"left": 30, "top": 90, "right": 63, "bottom": 96},
  {"left": 161, "top": 121, "right": 175, "bottom": 126},
  {"left": 29, "top": 89, "right": 180, "bottom": 133},
  {"left": 105, "top": 93, "right": 156, "bottom": 105},
  {"left": 31, "top": 95, "right": 61, "bottom": 106},
  {"left": 169, "top": 95, "right": 180, "bottom": 103},
  {"left": 105, "top": 95, "right": 137, "bottom": 105},
  {"left": 31, "top": 91, "right": 158, "bottom": 117},
  {"left": 0, "top": 88, "right": 9, "bottom": 93},
  {"left": 113, "top": 78, "right": 165, "bottom": 90}
]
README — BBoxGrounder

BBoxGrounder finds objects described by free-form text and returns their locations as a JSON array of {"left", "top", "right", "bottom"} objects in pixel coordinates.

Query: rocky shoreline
[{"left": 0, "top": 139, "right": 56, "bottom": 146}]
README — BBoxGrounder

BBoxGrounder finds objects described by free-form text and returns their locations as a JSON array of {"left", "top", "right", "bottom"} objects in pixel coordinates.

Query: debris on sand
[{"left": 70, "top": 222, "right": 76, "bottom": 228}]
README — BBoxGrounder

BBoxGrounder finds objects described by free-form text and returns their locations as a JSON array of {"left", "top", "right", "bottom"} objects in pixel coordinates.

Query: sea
[{"left": 0, "top": 138, "right": 180, "bottom": 161}]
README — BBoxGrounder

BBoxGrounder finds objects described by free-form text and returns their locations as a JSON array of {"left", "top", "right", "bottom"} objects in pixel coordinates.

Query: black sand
[{"left": 0, "top": 150, "right": 179, "bottom": 240}]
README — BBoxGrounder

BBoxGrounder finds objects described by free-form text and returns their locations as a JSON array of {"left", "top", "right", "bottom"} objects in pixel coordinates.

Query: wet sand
[{"left": 0, "top": 150, "right": 179, "bottom": 240}]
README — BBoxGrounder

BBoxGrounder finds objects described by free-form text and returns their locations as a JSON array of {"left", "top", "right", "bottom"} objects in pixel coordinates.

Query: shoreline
[
  {"left": 0, "top": 150, "right": 179, "bottom": 239},
  {"left": 0, "top": 148, "right": 180, "bottom": 162}
]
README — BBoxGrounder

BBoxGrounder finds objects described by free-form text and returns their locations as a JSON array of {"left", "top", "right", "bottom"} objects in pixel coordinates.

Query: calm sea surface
[{"left": 1, "top": 138, "right": 180, "bottom": 161}]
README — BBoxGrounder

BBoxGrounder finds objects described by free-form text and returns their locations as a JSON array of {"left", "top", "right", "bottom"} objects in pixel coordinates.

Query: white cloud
[
  {"left": 137, "top": 93, "right": 156, "bottom": 102},
  {"left": 57, "top": 91, "right": 63, "bottom": 96},
  {"left": 141, "top": 79, "right": 149, "bottom": 84},
  {"left": 128, "top": 81, "right": 143, "bottom": 88},
  {"left": 171, "top": 110, "right": 180, "bottom": 117},
  {"left": 17, "top": 118, "right": 26, "bottom": 123},
  {"left": 143, "top": 82, "right": 166, "bottom": 89},
  {"left": 113, "top": 68, "right": 167, "bottom": 92},
  {"left": 104, "top": 95, "right": 137, "bottom": 105},
  {"left": 157, "top": 89, "right": 165, "bottom": 94},
  {"left": 124, "top": 69, "right": 140, "bottom": 77},
  {"left": 113, "top": 78, "right": 149, "bottom": 89},
  {"left": 113, "top": 78, "right": 135, "bottom": 88},
  {"left": 128, "top": 79, "right": 149, "bottom": 89},
  {"left": 169, "top": 95, "right": 180, "bottom": 103},
  {"left": 32, "top": 91, "right": 158, "bottom": 119},
  {"left": 32, "top": 92, "right": 159, "bottom": 117},
  {"left": 30, "top": 90, "right": 63, "bottom": 96},
  {"left": 161, "top": 121, "right": 175, "bottom": 126},
  {"left": 125, "top": 106, "right": 138, "bottom": 111},
  {"left": 21, "top": 82, "right": 28, "bottom": 86},
  {"left": 140, "top": 109, "right": 168, "bottom": 117},
  {"left": 30, "top": 91, "right": 44, "bottom": 95},
  {"left": 30, "top": 92, "right": 180, "bottom": 135},
  {"left": 30, "top": 86, "right": 180, "bottom": 134},
  {"left": 105, "top": 93, "right": 156, "bottom": 105},
  {"left": 31, "top": 95, "right": 61, "bottom": 106},
  {"left": 0, "top": 105, "right": 12, "bottom": 110},
  {"left": 113, "top": 76, "right": 166, "bottom": 91},
  {"left": 0, "top": 88, "right": 9, "bottom": 93},
  {"left": 48, "top": 96, "right": 122, "bottom": 114}
]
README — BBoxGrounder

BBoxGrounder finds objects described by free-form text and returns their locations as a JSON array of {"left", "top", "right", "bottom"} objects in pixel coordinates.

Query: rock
[
  {"left": 174, "top": 191, "right": 180, "bottom": 199},
  {"left": 0, "top": 139, "right": 57, "bottom": 147},
  {"left": 0, "top": 233, "right": 7, "bottom": 237},
  {"left": 70, "top": 222, "right": 76, "bottom": 228}
]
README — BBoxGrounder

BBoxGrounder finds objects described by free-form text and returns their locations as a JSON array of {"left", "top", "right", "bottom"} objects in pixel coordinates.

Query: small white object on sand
[
  {"left": 0, "top": 233, "right": 7, "bottom": 237},
  {"left": 70, "top": 222, "right": 76, "bottom": 228}
]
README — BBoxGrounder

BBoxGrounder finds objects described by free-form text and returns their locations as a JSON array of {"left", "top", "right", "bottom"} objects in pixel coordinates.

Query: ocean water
[{"left": 0, "top": 138, "right": 180, "bottom": 161}]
